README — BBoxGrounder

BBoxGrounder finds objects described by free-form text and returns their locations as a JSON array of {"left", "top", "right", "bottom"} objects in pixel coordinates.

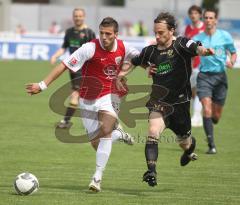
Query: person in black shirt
[
  {"left": 50, "top": 8, "right": 96, "bottom": 128},
  {"left": 117, "top": 12, "right": 214, "bottom": 187}
]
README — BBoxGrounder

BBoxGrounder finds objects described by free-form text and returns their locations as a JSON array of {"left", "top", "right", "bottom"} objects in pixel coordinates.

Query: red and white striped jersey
[
  {"left": 63, "top": 38, "right": 139, "bottom": 100},
  {"left": 184, "top": 21, "right": 205, "bottom": 68}
]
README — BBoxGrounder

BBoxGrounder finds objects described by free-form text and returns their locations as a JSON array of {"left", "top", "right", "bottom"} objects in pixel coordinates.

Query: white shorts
[
  {"left": 79, "top": 94, "right": 120, "bottom": 140},
  {"left": 190, "top": 68, "right": 199, "bottom": 88}
]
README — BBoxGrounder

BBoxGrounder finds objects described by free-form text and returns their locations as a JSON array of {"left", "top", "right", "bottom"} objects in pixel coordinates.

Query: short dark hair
[
  {"left": 73, "top": 8, "right": 85, "bottom": 16},
  {"left": 99, "top": 17, "right": 119, "bottom": 32},
  {"left": 188, "top": 5, "right": 202, "bottom": 15},
  {"left": 203, "top": 8, "right": 218, "bottom": 18},
  {"left": 154, "top": 12, "right": 177, "bottom": 30}
]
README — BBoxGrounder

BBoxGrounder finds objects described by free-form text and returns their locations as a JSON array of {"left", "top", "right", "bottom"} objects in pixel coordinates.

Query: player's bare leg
[
  {"left": 212, "top": 103, "right": 223, "bottom": 124},
  {"left": 69, "top": 90, "right": 79, "bottom": 107}
]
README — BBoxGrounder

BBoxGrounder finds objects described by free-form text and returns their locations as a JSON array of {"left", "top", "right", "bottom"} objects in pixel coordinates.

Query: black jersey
[
  {"left": 132, "top": 37, "right": 199, "bottom": 104},
  {"left": 62, "top": 27, "right": 96, "bottom": 54}
]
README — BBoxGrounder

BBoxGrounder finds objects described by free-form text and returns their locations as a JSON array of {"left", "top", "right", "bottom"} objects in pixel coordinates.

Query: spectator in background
[
  {"left": 133, "top": 20, "right": 148, "bottom": 36},
  {"left": 15, "top": 24, "right": 26, "bottom": 35},
  {"left": 121, "top": 21, "right": 135, "bottom": 36},
  {"left": 48, "top": 21, "right": 61, "bottom": 34},
  {"left": 184, "top": 5, "right": 205, "bottom": 127},
  {"left": 194, "top": 8, "right": 237, "bottom": 154},
  {"left": 50, "top": 8, "right": 96, "bottom": 128}
]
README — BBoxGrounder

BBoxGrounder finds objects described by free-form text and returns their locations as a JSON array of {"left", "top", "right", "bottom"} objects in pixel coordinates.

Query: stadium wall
[{"left": 2, "top": 2, "right": 240, "bottom": 35}]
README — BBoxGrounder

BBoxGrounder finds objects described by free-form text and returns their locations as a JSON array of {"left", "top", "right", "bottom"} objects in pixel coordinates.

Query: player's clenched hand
[
  {"left": 26, "top": 83, "right": 41, "bottom": 95},
  {"left": 226, "top": 61, "right": 234, "bottom": 69},
  {"left": 198, "top": 47, "right": 215, "bottom": 56},
  {"left": 148, "top": 67, "right": 157, "bottom": 75},
  {"left": 147, "top": 61, "right": 157, "bottom": 76},
  {"left": 116, "top": 76, "right": 127, "bottom": 92},
  {"left": 205, "top": 48, "right": 215, "bottom": 56}
]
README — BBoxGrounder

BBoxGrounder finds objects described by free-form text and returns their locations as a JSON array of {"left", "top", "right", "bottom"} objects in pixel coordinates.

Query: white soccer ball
[{"left": 14, "top": 172, "right": 39, "bottom": 195}]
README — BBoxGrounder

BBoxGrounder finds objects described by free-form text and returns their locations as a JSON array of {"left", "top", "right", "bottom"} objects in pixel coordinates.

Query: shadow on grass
[
  {"left": 10, "top": 192, "right": 39, "bottom": 197},
  {"left": 104, "top": 187, "right": 173, "bottom": 196},
  {"left": 43, "top": 184, "right": 86, "bottom": 192},
  {"left": 41, "top": 184, "right": 173, "bottom": 196}
]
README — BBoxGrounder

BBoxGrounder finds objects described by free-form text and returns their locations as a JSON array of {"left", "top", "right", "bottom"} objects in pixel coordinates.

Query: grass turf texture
[{"left": 0, "top": 60, "right": 240, "bottom": 205}]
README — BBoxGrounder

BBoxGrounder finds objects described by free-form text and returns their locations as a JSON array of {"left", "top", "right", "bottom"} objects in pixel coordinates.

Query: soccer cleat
[
  {"left": 206, "top": 147, "right": 217, "bottom": 154},
  {"left": 56, "top": 120, "right": 72, "bottom": 129},
  {"left": 143, "top": 170, "right": 157, "bottom": 187},
  {"left": 116, "top": 127, "right": 134, "bottom": 145},
  {"left": 180, "top": 137, "right": 198, "bottom": 166},
  {"left": 89, "top": 178, "right": 101, "bottom": 192},
  {"left": 191, "top": 115, "right": 203, "bottom": 127}
]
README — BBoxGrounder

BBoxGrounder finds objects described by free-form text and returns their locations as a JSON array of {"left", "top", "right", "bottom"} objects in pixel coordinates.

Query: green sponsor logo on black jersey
[
  {"left": 69, "top": 39, "right": 81, "bottom": 47},
  {"left": 157, "top": 62, "right": 172, "bottom": 74}
]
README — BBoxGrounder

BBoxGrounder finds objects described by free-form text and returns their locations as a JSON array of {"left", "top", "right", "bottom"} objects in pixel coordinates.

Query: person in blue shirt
[{"left": 194, "top": 8, "right": 237, "bottom": 154}]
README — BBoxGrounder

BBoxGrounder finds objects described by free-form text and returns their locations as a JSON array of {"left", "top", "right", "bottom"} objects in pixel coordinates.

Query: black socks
[
  {"left": 203, "top": 117, "right": 215, "bottom": 148},
  {"left": 145, "top": 137, "right": 158, "bottom": 173},
  {"left": 64, "top": 107, "right": 76, "bottom": 122}
]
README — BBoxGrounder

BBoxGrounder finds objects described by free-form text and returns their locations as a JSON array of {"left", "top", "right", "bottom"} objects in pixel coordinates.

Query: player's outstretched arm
[
  {"left": 119, "top": 61, "right": 135, "bottom": 76},
  {"left": 197, "top": 46, "right": 215, "bottom": 56},
  {"left": 26, "top": 63, "right": 67, "bottom": 95}
]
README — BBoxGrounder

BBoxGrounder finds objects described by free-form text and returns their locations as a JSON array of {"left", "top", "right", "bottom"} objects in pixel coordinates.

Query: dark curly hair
[
  {"left": 188, "top": 5, "right": 202, "bottom": 15},
  {"left": 154, "top": 12, "right": 177, "bottom": 30}
]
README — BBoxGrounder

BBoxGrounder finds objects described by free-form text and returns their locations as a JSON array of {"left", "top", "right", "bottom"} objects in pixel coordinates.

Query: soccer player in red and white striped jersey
[
  {"left": 184, "top": 5, "right": 205, "bottom": 127},
  {"left": 26, "top": 17, "right": 139, "bottom": 192}
]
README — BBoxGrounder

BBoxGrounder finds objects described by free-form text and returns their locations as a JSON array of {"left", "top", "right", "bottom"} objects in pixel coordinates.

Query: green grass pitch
[{"left": 0, "top": 60, "right": 240, "bottom": 205}]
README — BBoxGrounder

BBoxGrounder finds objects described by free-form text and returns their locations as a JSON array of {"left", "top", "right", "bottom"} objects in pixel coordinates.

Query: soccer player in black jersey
[
  {"left": 116, "top": 12, "right": 214, "bottom": 187},
  {"left": 50, "top": 8, "right": 96, "bottom": 128}
]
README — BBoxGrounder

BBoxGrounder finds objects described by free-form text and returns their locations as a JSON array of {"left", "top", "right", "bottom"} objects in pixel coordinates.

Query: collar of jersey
[
  {"left": 190, "top": 21, "right": 204, "bottom": 29},
  {"left": 99, "top": 39, "right": 117, "bottom": 52}
]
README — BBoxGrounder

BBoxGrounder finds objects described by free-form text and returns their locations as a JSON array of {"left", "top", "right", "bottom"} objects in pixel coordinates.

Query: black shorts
[
  {"left": 197, "top": 72, "right": 228, "bottom": 106},
  {"left": 69, "top": 70, "right": 81, "bottom": 90},
  {"left": 146, "top": 100, "right": 191, "bottom": 138}
]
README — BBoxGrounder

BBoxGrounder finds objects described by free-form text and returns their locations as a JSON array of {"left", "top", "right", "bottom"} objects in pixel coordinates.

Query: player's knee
[
  {"left": 202, "top": 106, "right": 212, "bottom": 117},
  {"left": 101, "top": 125, "right": 114, "bottom": 136},
  {"left": 148, "top": 127, "right": 160, "bottom": 138}
]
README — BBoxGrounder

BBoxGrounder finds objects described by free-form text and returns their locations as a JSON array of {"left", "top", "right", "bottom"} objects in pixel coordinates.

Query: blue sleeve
[
  {"left": 192, "top": 36, "right": 197, "bottom": 41},
  {"left": 223, "top": 31, "right": 236, "bottom": 53}
]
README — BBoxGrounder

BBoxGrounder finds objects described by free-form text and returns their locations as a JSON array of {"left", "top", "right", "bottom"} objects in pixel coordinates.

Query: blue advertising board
[
  {"left": 0, "top": 38, "right": 61, "bottom": 61},
  {"left": 0, "top": 34, "right": 149, "bottom": 61}
]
